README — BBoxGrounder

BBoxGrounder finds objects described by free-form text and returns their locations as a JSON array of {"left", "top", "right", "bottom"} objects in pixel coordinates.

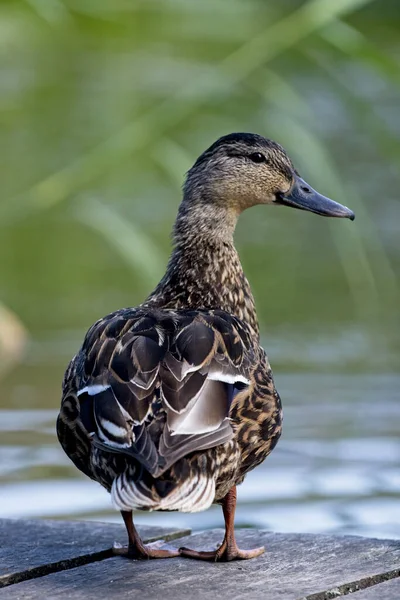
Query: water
[
  {"left": 1, "top": 364, "right": 400, "bottom": 539},
  {"left": 0, "top": 1, "right": 399, "bottom": 539}
]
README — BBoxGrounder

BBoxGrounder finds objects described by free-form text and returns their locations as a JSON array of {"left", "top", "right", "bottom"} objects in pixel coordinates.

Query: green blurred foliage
[{"left": 1, "top": 0, "right": 399, "bottom": 381}]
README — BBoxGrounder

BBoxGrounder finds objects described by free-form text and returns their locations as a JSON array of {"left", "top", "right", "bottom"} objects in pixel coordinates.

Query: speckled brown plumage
[{"left": 57, "top": 132, "right": 354, "bottom": 561}]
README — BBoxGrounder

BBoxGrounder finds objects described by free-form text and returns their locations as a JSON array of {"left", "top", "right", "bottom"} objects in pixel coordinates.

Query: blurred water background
[{"left": 1, "top": 0, "right": 399, "bottom": 538}]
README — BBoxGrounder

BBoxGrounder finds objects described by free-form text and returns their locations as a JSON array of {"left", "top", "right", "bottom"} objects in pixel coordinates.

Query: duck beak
[{"left": 276, "top": 175, "right": 355, "bottom": 220}]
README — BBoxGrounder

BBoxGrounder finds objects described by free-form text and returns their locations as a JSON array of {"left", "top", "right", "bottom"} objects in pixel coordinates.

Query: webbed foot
[
  {"left": 179, "top": 539, "right": 265, "bottom": 561},
  {"left": 117, "top": 511, "right": 179, "bottom": 560},
  {"left": 113, "top": 540, "right": 180, "bottom": 560},
  {"left": 180, "top": 485, "right": 264, "bottom": 562}
]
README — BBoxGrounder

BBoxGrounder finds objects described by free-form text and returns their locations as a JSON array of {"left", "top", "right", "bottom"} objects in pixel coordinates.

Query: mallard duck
[{"left": 57, "top": 133, "right": 354, "bottom": 561}]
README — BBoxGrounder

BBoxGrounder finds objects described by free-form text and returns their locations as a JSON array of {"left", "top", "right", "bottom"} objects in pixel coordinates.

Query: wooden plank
[
  {"left": 351, "top": 578, "right": 400, "bottom": 599},
  {"left": 0, "top": 518, "right": 190, "bottom": 587},
  {"left": 1, "top": 528, "right": 400, "bottom": 599}
]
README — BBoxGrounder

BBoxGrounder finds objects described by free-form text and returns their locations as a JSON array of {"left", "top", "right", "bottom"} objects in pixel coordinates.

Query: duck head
[{"left": 184, "top": 132, "right": 355, "bottom": 221}]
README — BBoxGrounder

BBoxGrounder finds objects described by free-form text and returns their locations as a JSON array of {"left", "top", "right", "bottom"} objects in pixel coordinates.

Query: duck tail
[{"left": 111, "top": 468, "right": 215, "bottom": 513}]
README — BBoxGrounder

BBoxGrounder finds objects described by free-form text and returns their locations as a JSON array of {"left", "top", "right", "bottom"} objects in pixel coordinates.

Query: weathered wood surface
[
  {"left": 351, "top": 578, "right": 400, "bottom": 599},
  {"left": 1, "top": 520, "right": 400, "bottom": 600},
  {"left": 0, "top": 518, "right": 190, "bottom": 587}
]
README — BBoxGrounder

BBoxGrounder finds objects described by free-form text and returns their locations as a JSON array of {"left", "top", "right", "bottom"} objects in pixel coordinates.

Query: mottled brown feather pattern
[
  {"left": 57, "top": 133, "right": 285, "bottom": 515},
  {"left": 148, "top": 235, "right": 259, "bottom": 335}
]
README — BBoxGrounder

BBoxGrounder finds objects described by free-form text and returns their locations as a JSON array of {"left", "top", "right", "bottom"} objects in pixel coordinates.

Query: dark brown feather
[{"left": 59, "top": 308, "right": 265, "bottom": 488}]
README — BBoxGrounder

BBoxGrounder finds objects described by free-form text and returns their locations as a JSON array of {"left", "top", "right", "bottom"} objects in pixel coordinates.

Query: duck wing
[{"left": 59, "top": 308, "right": 256, "bottom": 480}]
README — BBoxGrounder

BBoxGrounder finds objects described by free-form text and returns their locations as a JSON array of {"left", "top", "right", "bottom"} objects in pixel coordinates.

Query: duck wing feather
[{"left": 59, "top": 308, "right": 256, "bottom": 478}]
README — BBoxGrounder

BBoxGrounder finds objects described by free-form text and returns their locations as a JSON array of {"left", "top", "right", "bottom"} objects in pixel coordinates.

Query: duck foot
[
  {"left": 113, "top": 540, "right": 180, "bottom": 560},
  {"left": 180, "top": 485, "right": 265, "bottom": 562},
  {"left": 117, "top": 510, "right": 179, "bottom": 560},
  {"left": 179, "top": 540, "right": 265, "bottom": 562}
]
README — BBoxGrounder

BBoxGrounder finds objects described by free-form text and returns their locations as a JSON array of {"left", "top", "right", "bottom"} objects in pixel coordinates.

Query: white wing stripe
[
  {"left": 99, "top": 419, "right": 128, "bottom": 439},
  {"left": 207, "top": 372, "right": 249, "bottom": 385},
  {"left": 77, "top": 384, "right": 111, "bottom": 396}
]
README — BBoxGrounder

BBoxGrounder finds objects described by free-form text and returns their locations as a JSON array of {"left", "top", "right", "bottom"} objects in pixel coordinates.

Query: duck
[{"left": 57, "top": 132, "right": 354, "bottom": 562}]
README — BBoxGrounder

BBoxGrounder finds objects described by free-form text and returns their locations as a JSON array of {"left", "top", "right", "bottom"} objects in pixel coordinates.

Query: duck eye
[{"left": 249, "top": 152, "right": 267, "bottom": 164}]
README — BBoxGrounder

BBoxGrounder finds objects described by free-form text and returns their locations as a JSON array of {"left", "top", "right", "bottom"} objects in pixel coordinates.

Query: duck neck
[{"left": 146, "top": 199, "right": 259, "bottom": 335}]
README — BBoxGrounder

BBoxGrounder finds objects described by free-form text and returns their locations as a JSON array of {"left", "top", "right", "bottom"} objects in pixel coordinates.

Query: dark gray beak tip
[
  {"left": 279, "top": 175, "right": 356, "bottom": 221},
  {"left": 341, "top": 206, "right": 355, "bottom": 221}
]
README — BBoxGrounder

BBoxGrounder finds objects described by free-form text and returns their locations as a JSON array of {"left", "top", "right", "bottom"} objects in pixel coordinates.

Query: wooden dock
[{"left": 1, "top": 518, "right": 400, "bottom": 599}]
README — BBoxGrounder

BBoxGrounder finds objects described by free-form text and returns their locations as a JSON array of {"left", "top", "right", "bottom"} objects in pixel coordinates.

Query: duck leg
[
  {"left": 179, "top": 486, "right": 265, "bottom": 561},
  {"left": 113, "top": 511, "right": 180, "bottom": 559}
]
